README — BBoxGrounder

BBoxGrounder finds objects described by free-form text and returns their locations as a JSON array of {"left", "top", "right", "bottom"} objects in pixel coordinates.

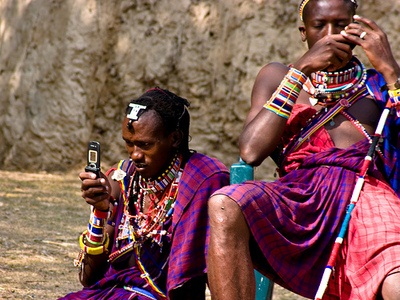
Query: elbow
[{"left": 239, "top": 145, "right": 264, "bottom": 167}]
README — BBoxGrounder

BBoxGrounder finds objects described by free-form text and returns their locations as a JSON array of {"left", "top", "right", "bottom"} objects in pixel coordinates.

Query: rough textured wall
[{"left": 0, "top": 0, "right": 399, "bottom": 177}]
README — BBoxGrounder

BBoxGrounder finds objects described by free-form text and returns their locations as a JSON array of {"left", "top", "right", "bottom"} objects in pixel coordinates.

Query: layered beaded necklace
[
  {"left": 109, "top": 154, "right": 183, "bottom": 263},
  {"left": 281, "top": 57, "right": 370, "bottom": 163},
  {"left": 304, "top": 56, "right": 368, "bottom": 107}
]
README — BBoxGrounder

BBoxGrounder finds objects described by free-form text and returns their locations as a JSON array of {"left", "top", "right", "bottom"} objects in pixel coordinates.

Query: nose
[
  {"left": 130, "top": 146, "right": 143, "bottom": 161},
  {"left": 326, "top": 24, "right": 341, "bottom": 35}
]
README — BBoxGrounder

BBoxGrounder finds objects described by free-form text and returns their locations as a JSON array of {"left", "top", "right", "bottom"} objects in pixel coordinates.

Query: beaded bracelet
[
  {"left": 264, "top": 68, "right": 308, "bottom": 119},
  {"left": 388, "top": 88, "right": 400, "bottom": 117},
  {"left": 86, "top": 208, "right": 109, "bottom": 245},
  {"left": 79, "top": 230, "right": 110, "bottom": 255}
]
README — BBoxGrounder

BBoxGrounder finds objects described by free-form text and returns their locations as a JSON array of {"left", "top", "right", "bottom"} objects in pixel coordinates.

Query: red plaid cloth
[
  {"left": 214, "top": 87, "right": 400, "bottom": 298},
  {"left": 325, "top": 177, "right": 400, "bottom": 299}
]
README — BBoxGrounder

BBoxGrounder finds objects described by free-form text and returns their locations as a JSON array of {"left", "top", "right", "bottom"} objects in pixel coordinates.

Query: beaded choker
[
  {"left": 304, "top": 57, "right": 367, "bottom": 107},
  {"left": 139, "top": 154, "right": 181, "bottom": 195}
]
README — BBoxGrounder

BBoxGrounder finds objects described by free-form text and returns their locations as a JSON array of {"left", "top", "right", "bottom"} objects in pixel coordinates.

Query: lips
[{"left": 134, "top": 163, "right": 146, "bottom": 170}]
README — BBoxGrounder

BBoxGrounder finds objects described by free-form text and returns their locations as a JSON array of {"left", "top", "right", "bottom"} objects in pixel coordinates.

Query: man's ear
[
  {"left": 171, "top": 130, "right": 183, "bottom": 148},
  {"left": 299, "top": 25, "right": 307, "bottom": 42}
]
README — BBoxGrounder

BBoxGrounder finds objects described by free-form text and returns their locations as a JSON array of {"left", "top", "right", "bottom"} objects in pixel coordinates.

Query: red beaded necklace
[{"left": 303, "top": 57, "right": 367, "bottom": 107}]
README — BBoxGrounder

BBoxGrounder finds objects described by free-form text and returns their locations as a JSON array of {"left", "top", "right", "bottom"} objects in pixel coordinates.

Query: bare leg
[
  {"left": 381, "top": 272, "right": 400, "bottom": 300},
  {"left": 207, "top": 194, "right": 255, "bottom": 300}
]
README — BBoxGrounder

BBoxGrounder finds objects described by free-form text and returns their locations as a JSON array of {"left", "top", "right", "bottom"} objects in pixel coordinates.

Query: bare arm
[
  {"left": 240, "top": 32, "right": 356, "bottom": 166},
  {"left": 239, "top": 62, "right": 290, "bottom": 166}
]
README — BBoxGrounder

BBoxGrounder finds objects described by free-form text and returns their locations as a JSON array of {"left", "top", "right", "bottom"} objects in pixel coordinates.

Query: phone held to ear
[{"left": 85, "top": 141, "right": 101, "bottom": 178}]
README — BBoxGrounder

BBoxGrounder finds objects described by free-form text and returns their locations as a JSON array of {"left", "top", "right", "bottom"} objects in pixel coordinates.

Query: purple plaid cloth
[
  {"left": 366, "top": 70, "right": 400, "bottom": 197},
  {"left": 60, "top": 153, "right": 229, "bottom": 300},
  {"left": 167, "top": 153, "right": 230, "bottom": 294},
  {"left": 215, "top": 140, "right": 370, "bottom": 298},
  {"left": 212, "top": 69, "right": 400, "bottom": 299}
]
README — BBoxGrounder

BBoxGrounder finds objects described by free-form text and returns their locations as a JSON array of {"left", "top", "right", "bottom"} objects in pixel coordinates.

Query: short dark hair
[
  {"left": 126, "top": 87, "right": 191, "bottom": 157},
  {"left": 301, "top": 0, "right": 357, "bottom": 22}
]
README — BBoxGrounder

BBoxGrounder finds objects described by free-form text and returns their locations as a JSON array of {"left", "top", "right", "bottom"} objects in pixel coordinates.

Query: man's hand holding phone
[{"left": 80, "top": 141, "right": 110, "bottom": 211}]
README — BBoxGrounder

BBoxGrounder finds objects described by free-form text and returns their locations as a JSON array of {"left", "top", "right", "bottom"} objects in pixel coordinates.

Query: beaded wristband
[
  {"left": 388, "top": 88, "right": 400, "bottom": 117},
  {"left": 79, "top": 230, "right": 110, "bottom": 255},
  {"left": 86, "top": 208, "right": 109, "bottom": 245},
  {"left": 93, "top": 208, "right": 109, "bottom": 219},
  {"left": 264, "top": 68, "right": 308, "bottom": 119}
]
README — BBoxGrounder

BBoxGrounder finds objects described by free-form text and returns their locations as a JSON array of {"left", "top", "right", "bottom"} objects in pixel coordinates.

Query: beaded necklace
[
  {"left": 109, "top": 154, "right": 183, "bottom": 262},
  {"left": 304, "top": 57, "right": 368, "bottom": 107},
  {"left": 139, "top": 154, "right": 181, "bottom": 195},
  {"left": 108, "top": 156, "right": 183, "bottom": 299},
  {"left": 280, "top": 58, "right": 370, "bottom": 166}
]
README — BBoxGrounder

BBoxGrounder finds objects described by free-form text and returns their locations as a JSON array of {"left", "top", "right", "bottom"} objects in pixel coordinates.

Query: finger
[
  {"left": 81, "top": 177, "right": 108, "bottom": 193},
  {"left": 353, "top": 15, "right": 380, "bottom": 31},
  {"left": 79, "top": 171, "right": 97, "bottom": 180},
  {"left": 341, "top": 30, "right": 364, "bottom": 46},
  {"left": 327, "top": 47, "right": 353, "bottom": 71},
  {"left": 82, "top": 186, "right": 109, "bottom": 201}
]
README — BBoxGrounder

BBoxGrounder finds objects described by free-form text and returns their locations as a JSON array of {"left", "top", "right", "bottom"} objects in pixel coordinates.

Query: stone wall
[{"left": 0, "top": 0, "right": 399, "bottom": 177}]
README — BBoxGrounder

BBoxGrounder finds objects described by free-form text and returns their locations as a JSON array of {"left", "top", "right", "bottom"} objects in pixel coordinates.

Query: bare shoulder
[
  {"left": 254, "top": 62, "right": 290, "bottom": 84},
  {"left": 244, "top": 63, "right": 291, "bottom": 124},
  {"left": 252, "top": 63, "right": 290, "bottom": 97}
]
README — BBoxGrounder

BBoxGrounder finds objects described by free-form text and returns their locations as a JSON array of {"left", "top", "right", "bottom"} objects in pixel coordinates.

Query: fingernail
[{"left": 353, "top": 15, "right": 360, "bottom": 19}]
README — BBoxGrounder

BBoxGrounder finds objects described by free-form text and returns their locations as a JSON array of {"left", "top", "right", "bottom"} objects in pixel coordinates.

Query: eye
[
  {"left": 137, "top": 142, "right": 151, "bottom": 150},
  {"left": 124, "top": 140, "right": 134, "bottom": 147},
  {"left": 311, "top": 22, "right": 324, "bottom": 29},
  {"left": 337, "top": 22, "right": 348, "bottom": 29}
]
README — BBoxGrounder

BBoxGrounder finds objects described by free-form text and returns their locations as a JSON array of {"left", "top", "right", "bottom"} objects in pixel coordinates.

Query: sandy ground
[{"left": 0, "top": 170, "right": 307, "bottom": 299}]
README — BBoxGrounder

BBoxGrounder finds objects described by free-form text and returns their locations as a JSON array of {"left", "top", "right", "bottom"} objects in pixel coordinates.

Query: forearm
[
  {"left": 79, "top": 250, "right": 109, "bottom": 287},
  {"left": 239, "top": 111, "right": 286, "bottom": 166},
  {"left": 75, "top": 210, "right": 115, "bottom": 286}
]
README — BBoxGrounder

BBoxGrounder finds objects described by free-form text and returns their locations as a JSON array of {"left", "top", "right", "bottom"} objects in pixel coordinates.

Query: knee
[
  {"left": 381, "top": 272, "right": 400, "bottom": 299},
  {"left": 208, "top": 195, "right": 248, "bottom": 235}
]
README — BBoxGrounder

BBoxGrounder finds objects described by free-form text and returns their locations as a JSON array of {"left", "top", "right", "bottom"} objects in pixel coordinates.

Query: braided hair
[{"left": 126, "top": 87, "right": 192, "bottom": 159}]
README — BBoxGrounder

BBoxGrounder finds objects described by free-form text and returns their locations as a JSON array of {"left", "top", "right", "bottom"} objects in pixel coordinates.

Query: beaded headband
[{"left": 299, "top": 0, "right": 358, "bottom": 21}]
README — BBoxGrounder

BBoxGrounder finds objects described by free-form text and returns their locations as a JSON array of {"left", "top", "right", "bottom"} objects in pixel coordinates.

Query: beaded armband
[
  {"left": 264, "top": 68, "right": 308, "bottom": 119},
  {"left": 388, "top": 89, "right": 400, "bottom": 117}
]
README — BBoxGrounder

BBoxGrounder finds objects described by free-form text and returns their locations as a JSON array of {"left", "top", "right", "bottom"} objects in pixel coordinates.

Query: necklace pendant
[
  {"left": 112, "top": 169, "right": 126, "bottom": 181},
  {"left": 329, "top": 118, "right": 335, "bottom": 126},
  {"left": 309, "top": 97, "right": 318, "bottom": 106}
]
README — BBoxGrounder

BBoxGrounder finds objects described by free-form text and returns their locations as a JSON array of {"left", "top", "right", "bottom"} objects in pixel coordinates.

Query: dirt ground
[{"left": 0, "top": 170, "right": 307, "bottom": 299}]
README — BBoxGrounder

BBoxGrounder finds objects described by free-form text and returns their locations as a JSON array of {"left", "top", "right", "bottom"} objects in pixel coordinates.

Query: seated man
[
  {"left": 207, "top": 0, "right": 400, "bottom": 299},
  {"left": 60, "top": 87, "right": 229, "bottom": 299}
]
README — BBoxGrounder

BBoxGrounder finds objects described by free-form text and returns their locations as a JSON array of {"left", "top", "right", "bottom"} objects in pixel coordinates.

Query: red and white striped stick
[{"left": 314, "top": 100, "right": 392, "bottom": 300}]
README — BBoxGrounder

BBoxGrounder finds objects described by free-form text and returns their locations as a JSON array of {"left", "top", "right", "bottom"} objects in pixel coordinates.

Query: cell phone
[{"left": 85, "top": 141, "right": 101, "bottom": 177}]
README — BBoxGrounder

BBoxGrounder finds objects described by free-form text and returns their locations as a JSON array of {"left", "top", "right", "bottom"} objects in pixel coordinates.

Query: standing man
[
  {"left": 208, "top": 0, "right": 400, "bottom": 299},
  {"left": 61, "top": 87, "right": 229, "bottom": 299}
]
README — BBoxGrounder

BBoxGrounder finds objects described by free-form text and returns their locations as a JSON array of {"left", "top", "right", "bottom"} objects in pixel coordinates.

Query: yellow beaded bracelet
[
  {"left": 79, "top": 230, "right": 110, "bottom": 255},
  {"left": 388, "top": 88, "right": 400, "bottom": 97}
]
